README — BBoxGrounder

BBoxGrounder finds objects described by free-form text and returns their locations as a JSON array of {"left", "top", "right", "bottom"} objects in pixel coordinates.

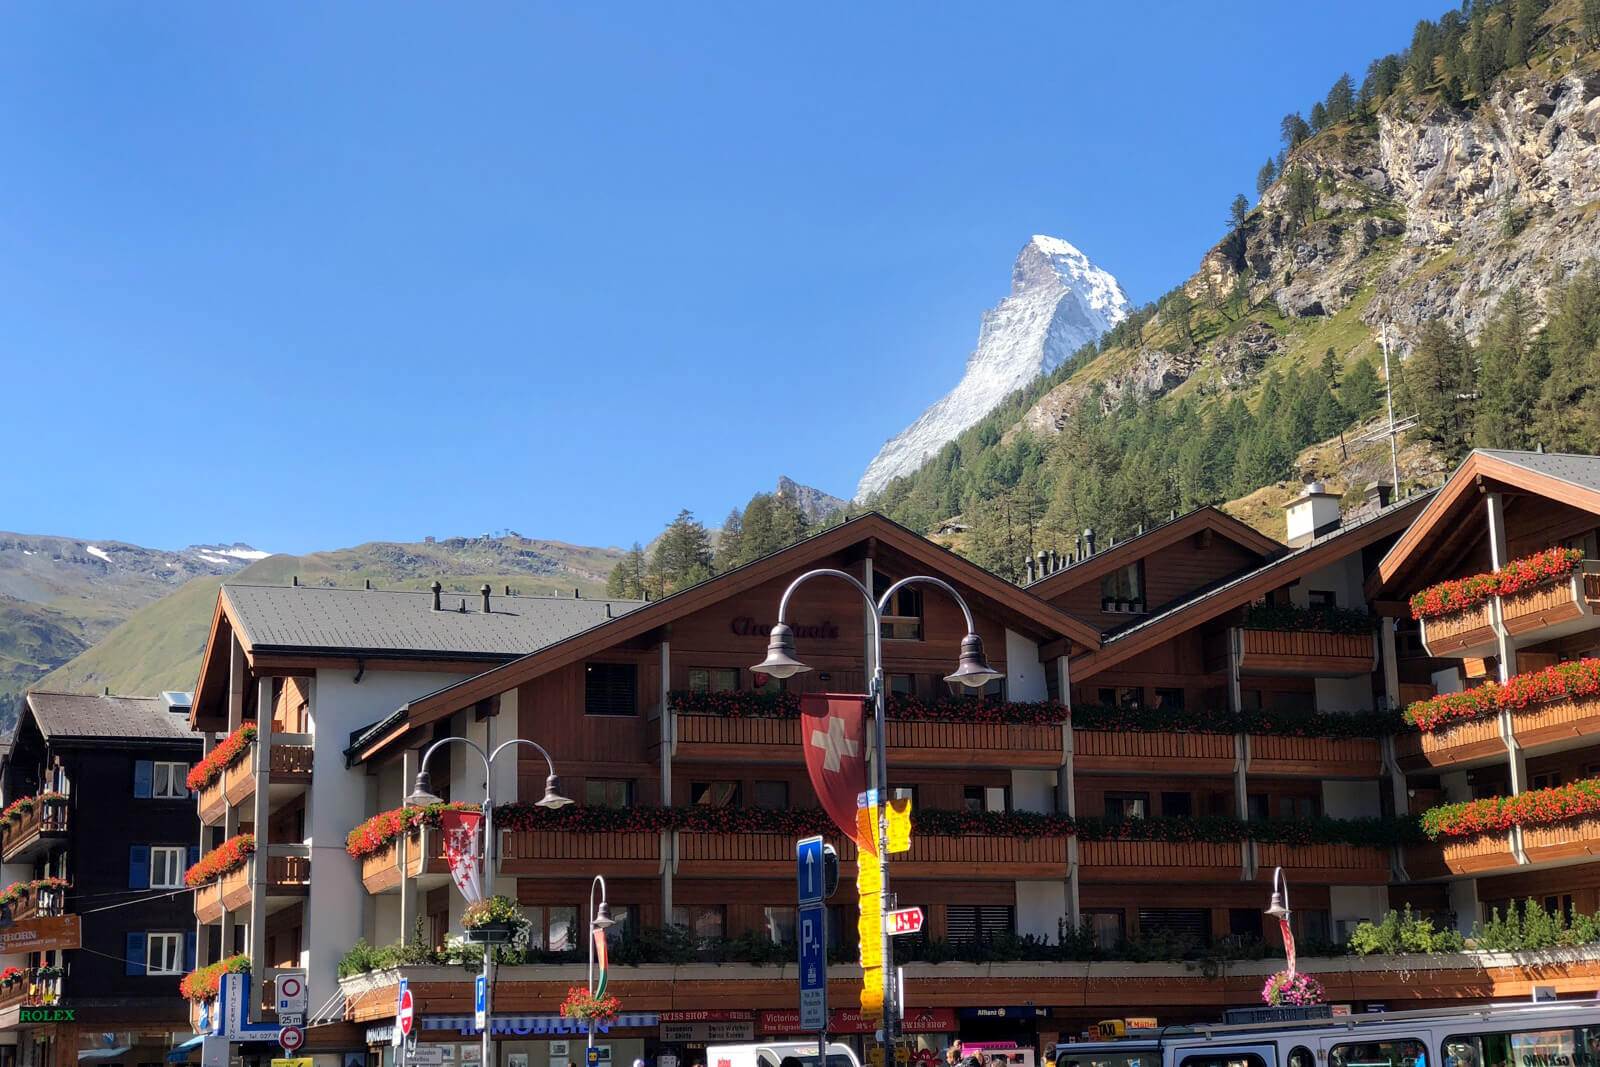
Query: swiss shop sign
[{"left": 659, "top": 1011, "right": 754, "bottom": 1043}]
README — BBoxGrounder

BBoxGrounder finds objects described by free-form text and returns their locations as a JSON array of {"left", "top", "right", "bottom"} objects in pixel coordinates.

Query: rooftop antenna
[{"left": 1355, "top": 322, "right": 1418, "bottom": 493}]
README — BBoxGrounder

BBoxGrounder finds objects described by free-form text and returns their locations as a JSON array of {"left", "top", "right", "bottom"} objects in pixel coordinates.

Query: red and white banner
[
  {"left": 800, "top": 693, "right": 871, "bottom": 853},
  {"left": 440, "top": 810, "right": 486, "bottom": 904}
]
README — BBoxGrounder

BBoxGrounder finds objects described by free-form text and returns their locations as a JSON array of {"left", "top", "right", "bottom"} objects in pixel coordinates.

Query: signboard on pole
[
  {"left": 884, "top": 908, "right": 923, "bottom": 936},
  {"left": 0, "top": 915, "right": 82, "bottom": 954},
  {"left": 276, "top": 972, "right": 309, "bottom": 1016},
  {"left": 393, "top": 979, "right": 412, "bottom": 1047},
  {"left": 475, "top": 975, "right": 488, "bottom": 1031},
  {"left": 410, "top": 1048, "right": 446, "bottom": 1066},
  {"left": 797, "top": 836, "right": 824, "bottom": 905},
  {"left": 799, "top": 903, "right": 827, "bottom": 1031},
  {"left": 278, "top": 1026, "right": 305, "bottom": 1054}
]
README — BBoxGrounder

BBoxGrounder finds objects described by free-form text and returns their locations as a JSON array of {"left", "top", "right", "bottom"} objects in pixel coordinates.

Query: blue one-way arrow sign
[{"left": 797, "top": 835, "right": 824, "bottom": 905}]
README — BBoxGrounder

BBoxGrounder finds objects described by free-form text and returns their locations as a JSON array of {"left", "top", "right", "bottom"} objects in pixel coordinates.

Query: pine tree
[
  {"left": 1408, "top": 320, "right": 1473, "bottom": 456},
  {"left": 1229, "top": 194, "right": 1249, "bottom": 232},
  {"left": 1280, "top": 112, "right": 1312, "bottom": 149},
  {"left": 1473, "top": 287, "right": 1544, "bottom": 449},
  {"left": 1326, "top": 73, "right": 1356, "bottom": 124},
  {"left": 1409, "top": 19, "right": 1440, "bottom": 89},
  {"left": 1309, "top": 102, "right": 1329, "bottom": 132},
  {"left": 1283, "top": 165, "right": 1318, "bottom": 231},
  {"left": 1321, "top": 347, "right": 1340, "bottom": 386},
  {"left": 605, "top": 542, "right": 649, "bottom": 599},
  {"left": 1341, "top": 358, "right": 1382, "bottom": 418},
  {"left": 1506, "top": 0, "right": 1539, "bottom": 67},
  {"left": 713, "top": 508, "right": 744, "bottom": 572},
  {"left": 1313, "top": 389, "right": 1350, "bottom": 439},
  {"left": 1583, "top": 0, "right": 1600, "bottom": 45},
  {"left": 648, "top": 510, "right": 714, "bottom": 595},
  {"left": 1533, "top": 263, "right": 1600, "bottom": 450},
  {"left": 1256, "top": 157, "right": 1277, "bottom": 197}
]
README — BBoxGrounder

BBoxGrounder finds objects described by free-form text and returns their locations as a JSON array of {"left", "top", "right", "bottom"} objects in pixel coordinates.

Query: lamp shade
[
  {"left": 750, "top": 622, "right": 812, "bottom": 679},
  {"left": 405, "top": 769, "right": 444, "bottom": 808},
  {"left": 592, "top": 900, "right": 616, "bottom": 929},
  {"left": 537, "top": 774, "right": 574, "bottom": 809},
  {"left": 1264, "top": 890, "right": 1290, "bottom": 920},
  {"left": 943, "top": 633, "right": 1004, "bottom": 689}
]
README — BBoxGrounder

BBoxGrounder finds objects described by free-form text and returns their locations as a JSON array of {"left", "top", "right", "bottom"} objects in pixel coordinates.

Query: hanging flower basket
[
  {"left": 559, "top": 987, "right": 620, "bottom": 1027},
  {"left": 1262, "top": 970, "right": 1325, "bottom": 1007},
  {"left": 462, "top": 895, "right": 523, "bottom": 943}
]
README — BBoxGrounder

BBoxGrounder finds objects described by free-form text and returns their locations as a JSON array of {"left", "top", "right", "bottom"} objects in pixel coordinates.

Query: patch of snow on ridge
[
  {"left": 85, "top": 545, "right": 112, "bottom": 563},
  {"left": 218, "top": 547, "right": 269, "bottom": 561},
  {"left": 198, "top": 554, "right": 228, "bottom": 565},
  {"left": 855, "top": 236, "right": 1130, "bottom": 501}
]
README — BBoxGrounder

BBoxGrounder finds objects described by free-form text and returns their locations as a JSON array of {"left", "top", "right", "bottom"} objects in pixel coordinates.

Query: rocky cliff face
[
  {"left": 776, "top": 476, "right": 848, "bottom": 525},
  {"left": 856, "top": 236, "right": 1129, "bottom": 501}
]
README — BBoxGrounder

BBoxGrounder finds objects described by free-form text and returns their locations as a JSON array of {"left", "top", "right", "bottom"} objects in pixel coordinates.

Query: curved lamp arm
[
  {"left": 411, "top": 736, "right": 492, "bottom": 807},
  {"left": 776, "top": 567, "right": 882, "bottom": 647},
  {"left": 490, "top": 737, "right": 557, "bottom": 777}
]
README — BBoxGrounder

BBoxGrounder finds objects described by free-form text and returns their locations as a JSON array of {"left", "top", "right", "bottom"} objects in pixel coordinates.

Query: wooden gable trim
[
  {"left": 1071, "top": 499, "right": 1425, "bottom": 680},
  {"left": 1374, "top": 452, "right": 1600, "bottom": 594},
  {"left": 190, "top": 595, "right": 234, "bottom": 731},
  {"left": 1027, "top": 508, "right": 1281, "bottom": 600},
  {"left": 358, "top": 514, "right": 1099, "bottom": 764}
]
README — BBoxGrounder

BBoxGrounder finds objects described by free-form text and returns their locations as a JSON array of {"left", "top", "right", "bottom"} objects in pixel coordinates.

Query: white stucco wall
[
  {"left": 1322, "top": 779, "right": 1381, "bottom": 819},
  {"left": 1288, "top": 558, "right": 1365, "bottom": 611},
  {"left": 1004, "top": 629, "right": 1047, "bottom": 702},
  {"left": 1450, "top": 878, "right": 1482, "bottom": 934},
  {"left": 1015, "top": 880, "right": 1066, "bottom": 942},
  {"left": 1010, "top": 770, "right": 1058, "bottom": 814},
  {"left": 1329, "top": 885, "right": 1388, "bottom": 938}
]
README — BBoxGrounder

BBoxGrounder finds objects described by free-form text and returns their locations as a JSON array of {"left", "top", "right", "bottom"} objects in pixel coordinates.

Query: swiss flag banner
[
  {"left": 801, "top": 693, "right": 872, "bottom": 854},
  {"left": 440, "top": 810, "right": 486, "bottom": 904}
]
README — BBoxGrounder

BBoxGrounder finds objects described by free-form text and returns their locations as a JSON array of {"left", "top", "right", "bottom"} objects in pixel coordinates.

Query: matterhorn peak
[{"left": 855, "top": 236, "right": 1129, "bottom": 502}]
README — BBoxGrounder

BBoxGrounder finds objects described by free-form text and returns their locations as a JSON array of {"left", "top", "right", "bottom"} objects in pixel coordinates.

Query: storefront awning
[
  {"left": 79, "top": 1048, "right": 134, "bottom": 1061},
  {"left": 425, "top": 1013, "right": 659, "bottom": 1035},
  {"left": 166, "top": 1035, "right": 205, "bottom": 1063}
]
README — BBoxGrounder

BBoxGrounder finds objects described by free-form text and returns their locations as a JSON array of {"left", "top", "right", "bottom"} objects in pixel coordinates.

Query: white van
[{"left": 706, "top": 1042, "right": 863, "bottom": 1067}]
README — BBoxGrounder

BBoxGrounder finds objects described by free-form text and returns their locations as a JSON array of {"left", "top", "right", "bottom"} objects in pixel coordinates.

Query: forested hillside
[{"left": 864, "top": 0, "right": 1600, "bottom": 581}]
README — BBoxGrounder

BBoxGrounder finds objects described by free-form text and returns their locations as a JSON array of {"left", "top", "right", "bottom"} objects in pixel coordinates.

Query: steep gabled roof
[
  {"left": 1070, "top": 491, "right": 1432, "bottom": 680},
  {"left": 24, "top": 691, "right": 200, "bottom": 745},
  {"left": 1374, "top": 450, "right": 1600, "bottom": 596},
  {"left": 1025, "top": 505, "right": 1282, "bottom": 599},
  {"left": 349, "top": 512, "right": 1101, "bottom": 765}
]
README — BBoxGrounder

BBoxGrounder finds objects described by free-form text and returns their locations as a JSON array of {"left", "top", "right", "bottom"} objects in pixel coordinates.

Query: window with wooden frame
[
  {"left": 1101, "top": 562, "right": 1145, "bottom": 613},
  {"left": 688, "top": 668, "right": 739, "bottom": 693},
  {"left": 585, "top": 662, "right": 638, "bottom": 716},
  {"left": 873, "top": 574, "right": 924, "bottom": 641},
  {"left": 691, "top": 781, "right": 741, "bottom": 807}
]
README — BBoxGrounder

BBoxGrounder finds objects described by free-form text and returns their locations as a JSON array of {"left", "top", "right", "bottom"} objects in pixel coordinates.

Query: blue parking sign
[
  {"left": 798, "top": 902, "right": 827, "bottom": 1030},
  {"left": 797, "top": 835, "right": 824, "bottom": 905}
]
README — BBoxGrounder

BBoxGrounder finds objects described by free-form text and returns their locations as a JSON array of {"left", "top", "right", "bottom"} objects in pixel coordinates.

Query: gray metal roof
[
  {"left": 1477, "top": 449, "right": 1600, "bottom": 494},
  {"left": 223, "top": 584, "right": 648, "bottom": 659},
  {"left": 25, "top": 692, "right": 200, "bottom": 743}
]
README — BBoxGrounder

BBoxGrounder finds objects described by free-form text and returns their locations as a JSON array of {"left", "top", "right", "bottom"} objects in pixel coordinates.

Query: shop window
[
  {"left": 585, "top": 663, "right": 638, "bottom": 716},
  {"left": 963, "top": 786, "right": 1009, "bottom": 813},
  {"left": 1084, "top": 909, "right": 1124, "bottom": 951},
  {"left": 1154, "top": 687, "right": 1185, "bottom": 709},
  {"left": 946, "top": 905, "right": 1014, "bottom": 943},
  {"left": 584, "top": 779, "right": 633, "bottom": 809},
  {"left": 692, "top": 781, "right": 741, "bottom": 807},
  {"left": 1101, "top": 562, "right": 1145, "bottom": 613},
  {"left": 889, "top": 674, "right": 917, "bottom": 697},
  {"left": 1160, "top": 791, "right": 1192, "bottom": 817},
  {"left": 753, "top": 781, "right": 789, "bottom": 809},
  {"left": 873, "top": 575, "right": 924, "bottom": 641},
  {"left": 764, "top": 906, "right": 797, "bottom": 945},
  {"left": 688, "top": 668, "right": 740, "bottom": 693},
  {"left": 525, "top": 905, "right": 578, "bottom": 951},
  {"left": 1330, "top": 1040, "right": 1426, "bottom": 1067},
  {"left": 1104, "top": 791, "right": 1149, "bottom": 820},
  {"left": 670, "top": 904, "right": 725, "bottom": 943}
]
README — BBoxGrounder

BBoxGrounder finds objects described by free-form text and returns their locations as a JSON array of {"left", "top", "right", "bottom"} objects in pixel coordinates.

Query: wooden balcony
[
  {"left": 1254, "top": 843, "right": 1391, "bottom": 884},
  {"left": 198, "top": 775, "right": 227, "bottom": 824},
  {"left": 500, "top": 830, "right": 662, "bottom": 877},
  {"left": 1500, "top": 565, "right": 1600, "bottom": 642},
  {"left": 1074, "top": 731, "right": 1236, "bottom": 775},
  {"left": 1077, "top": 840, "right": 1244, "bottom": 883},
  {"left": 361, "top": 828, "right": 449, "bottom": 894},
  {"left": 895, "top": 834, "right": 1068, "bottom": 878},
  {"left": 676, "top": 832, "right": 860, "bottom": 879},
  {"left": 10, "top": 885, "right": 66, "bottom": 922},
  {"left": 194, "top": 879, "right": 225, "bottom": 924},
  {"left": 1234, "top": 628, "right": 1377, "bottom": 677},
  {"left": 1, "top": 799, "right": 68, "bottom": 863},
  {"left": 196, "top": 853, "right": 310, "bottom": 921},
  {"left": 1405, "top": 832, "right": 1516, "bottom": 879},
  {"left": 1512, "top": 694, "right": 1600, "bottom": 753},
  {"left": 1421, "top": 602, "right": 1497, "bottom": 659},
  {"left": 1247, "top": 735, "right": 1383, "bottom": 777},
  {"left": 0, "top": 973, "right": 53, "bottom": 1012},
  {"left": 670, "top": 714, "right": 1063, "bottom": 767},
  {"left": 224, "top": 739, "right": 315, "bottom": 808},
  {"left": 1520, "top": 816, "right": 1600, "bottom": 867},
  {"left": 1394, "top": 715, "right": 1506, "bottom": 772}
]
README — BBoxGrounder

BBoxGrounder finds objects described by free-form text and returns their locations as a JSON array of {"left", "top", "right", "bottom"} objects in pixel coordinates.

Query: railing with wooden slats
[
  {"left": 1421, "top": 601, "right": 1497, "bottom": 658},
  {"left": 1397, "top": 714, "right": 1506, "bottom": 771},
  {"left": 198, "top": 776, "right": 227, "bottom": 824},
  {"left": 885, "top": 721, "right": 1062, "bottom": 766},
  {"left": 1254, "top": 842, "right": 1391, "bottom": 883},
  {"left": 1238, "top": 628, "right": 1376, "bottom": 671},
  {"left": 194, "top": 881, "right": 225, "bottom": 924},
  {"left": 1512, "top": 694, "right": 1600, "bottom": 751},
  {"left": 1500, "top": 569, "right": 1591, "bottom": 637},
  {"left": 1074, "top": 730, "right": 1236, "bottom": 773},
  {"left": 224, "top": 752, "right": 256, "bottom": 806},
  {"left": 676, "top": 715, "right": 798, "bottom": 748},
  {"left": 1248, "top": 735, "right": 1383, "bottom": 776},
  {"left": 220, "top": 864, "right": 252, "bottom": 911},
  {"left": 361, "top": 830, "right": 448, "bottom": 894},
  {"left": 500, "top": 830, "right": 662, "bottom": 876},
  {"left": 1079, "top": 839, "right": 1243, "bottom": 881},
  {"left": 675, "top": 832, "right": 860, "bottom": 876},
  {"left": 267, "top": 853, "right": 311, "bottom": 888},
  {"left": 1, "top": 800, "right": 69, "bottom": 862},
  {"left": 1521, "top": 816, "right": 1600, "bottom": 866},
  {"left": 10, "top": 886, "right": 65, "bottom": 922},
  {"left": 904, "top": 834, "right": 1066, "bottom": 866},
  {"left": 1419, "top": 831, "right": 1517, "bottom": 876},
  {"left": 270, "top": 744, "right": 316, "bottom": 776}
]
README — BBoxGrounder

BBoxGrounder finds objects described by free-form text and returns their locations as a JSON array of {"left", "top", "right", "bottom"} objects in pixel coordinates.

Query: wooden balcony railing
[
  {"left": 194, "top": 880, "right": 225, "bottom": 924},
  {"left": 1394, "top": 715, "right": 1506, "bottom": 772},
  {"left": 1074, "top": 731, "right": 1236, "bottom": 775},
  {"left": 1512, "top": 694, "right": 1600, "bottom": 752},
  {"left": 1236, "top": 628, "right": 1377, "bottom": 677},
  {"left": 198, "top": 775, "right": 227, "bottom": 824},
  {"left": 1421, "top": 601, "right": 1498, "bottom": 659},
  {"left": 896, "top": 834, "right": 1067, "bottom": 878},
  {"left": 361, "top": 828, "right": 449, "bottom": 894},
  {"left": 225, "top": 739, "right": 315, "bottom": 807},
  {"left": 200, "top": 852, "right": 310, "bottom": 919},
  {"left": 1520, "top": 816, "right": 1600, "bottom": 866},
  {"left": 0, "top": 972, "right": 58, "bottom": 1012},
  {"left": 10, "top": 885, "right": 66, "bottom": 922},
  {"left": 1500, "top": 566, "right": 1600, "bottom": 638},
  {"left": 500, "top": 830, "right": 663, "bottom": 877},
  {"left": 670, "top": 714, "right": 1063, "bottom": 767},
  {"left": 675, "top": 832, "right": 860, "bottom": 879},
  {"left": 1078, "top": 839, "right": 1244, "bottom": 883},
  {"left": 1254, "top": 842, "right": 1391, "bottom": 884},
  {"left": 1406, "top": 831, "right": 1516, "bottom": 878},
  {"left": 1, "top": 799, "right": 69, "bottom": 863},
  {"left": 1248, "top": 735, "right": 1383, "bottom": 777}
]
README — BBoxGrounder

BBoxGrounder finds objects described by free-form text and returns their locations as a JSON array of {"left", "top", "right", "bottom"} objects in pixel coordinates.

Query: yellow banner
[
  {"left": 887, "top": 798, "right": 911, "bottom": 853},
  {"left": 860, "top": 963, "right": 884, "bottom": 1013}
]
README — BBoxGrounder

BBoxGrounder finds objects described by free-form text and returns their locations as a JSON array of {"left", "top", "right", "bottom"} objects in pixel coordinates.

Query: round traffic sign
[
  {"left": 280, "top": 976, "right": 302, "bottom": 1000},
  {"left": 398, "top": 988, "right": 415, "bottom": 1036},
  {"left": 279, "top": 1026, "right": 305, "bottom": 1052}
]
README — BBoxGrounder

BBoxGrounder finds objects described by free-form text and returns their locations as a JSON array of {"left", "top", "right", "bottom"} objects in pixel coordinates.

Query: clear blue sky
[{"left": 2, "top": 2, "right": 1441, "bottom": 555}]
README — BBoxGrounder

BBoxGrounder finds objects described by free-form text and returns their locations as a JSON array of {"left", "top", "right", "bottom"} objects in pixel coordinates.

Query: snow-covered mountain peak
[{"left": 855, "top": 236, "right": 1130, "bottom": 502}]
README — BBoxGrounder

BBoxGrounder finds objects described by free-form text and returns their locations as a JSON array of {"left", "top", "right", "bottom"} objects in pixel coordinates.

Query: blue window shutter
[
  {"left": 129, "top": 845, "right": 149, "bottom": 890},
  {"left": 185, "top": 931, "right": 197, "bottom": 971},
  {"left": 126, "top": 932, "right": 146, "bottom": 976},
  {"left": 189, "top": 845, "right": 200, "bottom": 869},
  {"left": 133, "top": 760, "right": 153, "bottom": 799}
]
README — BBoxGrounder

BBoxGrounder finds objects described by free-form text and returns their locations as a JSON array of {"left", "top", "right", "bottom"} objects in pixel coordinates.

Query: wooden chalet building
[
  {"left": 172, "top": 456, "right": 1600, "bottom": 1067},
  {"left": 0, "top": 692, "right": 202, "bottom": 1067}
]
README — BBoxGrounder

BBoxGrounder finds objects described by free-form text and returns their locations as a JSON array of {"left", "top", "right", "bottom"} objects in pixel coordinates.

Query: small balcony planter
[{"left": 461, "top": 895, "right": 523, "bottom": 944}]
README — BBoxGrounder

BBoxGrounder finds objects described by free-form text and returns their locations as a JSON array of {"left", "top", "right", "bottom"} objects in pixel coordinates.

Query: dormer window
[{"left": 1101, "top": 561, "right": 1145, "bottom": 613}]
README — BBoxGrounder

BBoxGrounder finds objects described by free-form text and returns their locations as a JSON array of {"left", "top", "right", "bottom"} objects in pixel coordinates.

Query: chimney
[
  {"left": 1037, "top": 550, "right": 1049, "bottom": 577},
  {"left": 430, "top": 580, "right": 442, "bottom": 611},
  {"left": 1285, "top": 482, "right": 1343, "bottom": 548},
  {"left": 573, "top": 588, "right": 581, "bottom": 599},
  {"left": 1084, "top": 529, "right": 1096, "bottom": 556},
  {"left": 364, "top": 579, "right": 372, "bottom": 590},
  {"left": 481, "top": 584, "right": 492, "bottom": 613},
  {"left": 605, "top": 603, "right": 614, "bottom": 618},
  {"left": 1024, "top": 557, "right": 1037, "bottom": 583},
  {"left": 1049, "top": 550, "right": 1060, "bottom": 572},
  {"left": 1365, "top": 481, "right": 1393, "bottom": 510},
  {"left": 291, "top": 575, "right": 299, "bottom": 587},
  {"left": 504, "top": 585, "right": 512, "bottom": 596}
]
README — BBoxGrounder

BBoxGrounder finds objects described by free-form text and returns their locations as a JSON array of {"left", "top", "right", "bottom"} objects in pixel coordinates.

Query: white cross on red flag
[
  {"left": 800, "top": 692, "right": 872, "bottom": 853},
  {"left": 440, "top": 810, "right": 486, "bottom": 904}
]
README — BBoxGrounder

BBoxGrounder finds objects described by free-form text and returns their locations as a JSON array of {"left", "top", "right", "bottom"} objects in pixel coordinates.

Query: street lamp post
[
  {"left": 587, "top": 875, "right": 615, "bottom": 1050},
  {"left": 406, "top": 738, "right": 573, "bottom": 1067},
  {"left": 751, "top": 570, "right": 1003, "bottom": 1042},
  {"left": 1264, "top": 865, "right": 1295, "bottom": 976}
]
